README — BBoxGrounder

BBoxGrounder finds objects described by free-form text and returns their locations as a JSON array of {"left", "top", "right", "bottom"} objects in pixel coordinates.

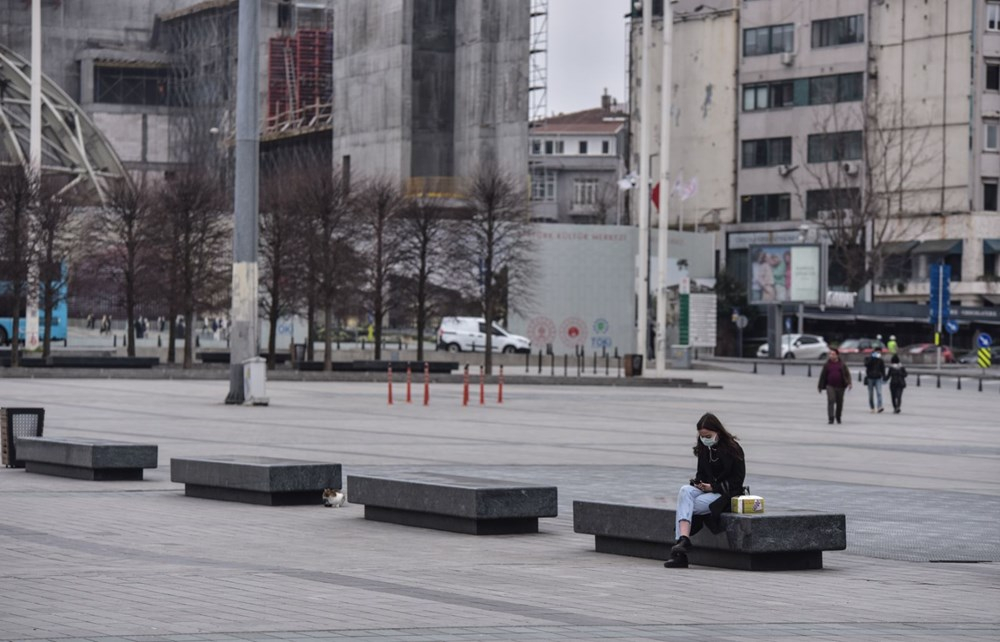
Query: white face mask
[{"left": 700, "top": 436, "right": 717, "bottom": 447}]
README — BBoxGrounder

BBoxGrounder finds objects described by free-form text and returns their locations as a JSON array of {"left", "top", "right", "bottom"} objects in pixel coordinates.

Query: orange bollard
[
  {"left": 463, "top": 365, "right": 470, "bottom": 406},
  {"left": 498, "top": 365, "right": 504, "bottom": 404},
  {"left": 406, "top": 365, "right": 412, "bottom": 403},
  {"left": 423, "top": 362, "right": 430, "bottom": 406},
  {"left": 479, "top": 365, "right": 485, "bottom": 405},
  {"left": 387, "top": 366, "right": 393, "bottom": 405}
]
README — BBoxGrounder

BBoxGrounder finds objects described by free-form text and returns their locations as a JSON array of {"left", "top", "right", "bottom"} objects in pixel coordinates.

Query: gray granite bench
[
  {"left": 573, "top": 500, "right": 846, "bottom": 571},
  {"left": 17, "top": 437, "right": 158, "bottom": 480},
  {"left": 347, "top": 472, "right": 558, "bottom": 535},
  {"left": 171, "top": 456, "right": 341, "bottom": 506}
]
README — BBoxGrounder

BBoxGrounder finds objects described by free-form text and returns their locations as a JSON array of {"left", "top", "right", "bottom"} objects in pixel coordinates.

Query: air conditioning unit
[
  {"left": 842, "top": 161, "right": 859, "bottom": 176},
  {"left": 776, "top": 163, "right": 797, "bottom": 177},
  {"left": 780, "top": 51, "right": 796, "bottom": 66}
]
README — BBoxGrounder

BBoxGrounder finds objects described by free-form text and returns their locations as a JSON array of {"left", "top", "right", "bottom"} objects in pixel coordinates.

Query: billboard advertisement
[{"left": 749, "top": 244, "right": 822, "bottom": 305}]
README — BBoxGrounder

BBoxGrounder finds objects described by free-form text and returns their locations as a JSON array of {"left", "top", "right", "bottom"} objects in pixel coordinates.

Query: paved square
[{"left": 0, "top": 367, "right": 997, "bottom": 641}]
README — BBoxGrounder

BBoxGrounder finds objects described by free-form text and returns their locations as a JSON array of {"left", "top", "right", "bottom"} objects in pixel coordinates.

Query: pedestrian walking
[
  {"left": 885, "top": 354, "right": 907, "bottom": 414},
  {"left": 818, "top": 348, "right": 852, "bottom": 424},
  {"left": 887, "top": 335, "right": 898, "bottom": 355},
  {"left": 86, "top": 312, "right": 94, "bottom": 329},
  {"left": 864, "top": 347, "right": 887, "bottom": 413},
  {"left": 664, "top": 412, "right": 746, "bottom": 569}
]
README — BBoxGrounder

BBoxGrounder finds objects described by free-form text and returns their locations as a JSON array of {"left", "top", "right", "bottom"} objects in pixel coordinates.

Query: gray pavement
[{"left": 0, "top": 368, "right": 998, "bottom": 641}]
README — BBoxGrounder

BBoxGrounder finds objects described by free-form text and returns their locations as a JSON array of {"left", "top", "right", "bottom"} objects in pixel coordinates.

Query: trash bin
[
  {"left": 242, "top": 357, "right": 270, "bottom": 406},
  {"left": 293, "top": 343, "right": 306, "bottom": 364},
  {"left": 624, "top": 354, "right": 643, "bottom": 377},
  {"left": 671, "top": 345, "right": 692, "bottom": 369}
]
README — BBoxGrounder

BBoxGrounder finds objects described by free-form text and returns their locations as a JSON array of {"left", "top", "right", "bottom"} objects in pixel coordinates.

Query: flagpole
[
  {"left": 655, "top": 1, "right": 673, "bottom": 375},
  {"left": 636, "top": 1, "right": 652, "bottom": 364}
]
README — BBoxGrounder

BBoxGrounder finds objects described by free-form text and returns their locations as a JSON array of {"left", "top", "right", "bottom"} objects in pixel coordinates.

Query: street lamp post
[{"left": 655, "top": 1, "right": 673, "bottom": 375}]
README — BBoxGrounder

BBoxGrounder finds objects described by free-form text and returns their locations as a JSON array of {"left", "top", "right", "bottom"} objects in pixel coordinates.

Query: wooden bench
[
  {"left": 573, "top": 501, "right": 846, "bottom": 571},
  {"left": 347, "top": 472, "right": 558, "bottom": 535},
  {"left": 171, "top": 456, "right": 341, "bottom": 506},
  {"left": 17, "top": 437, "right": 158, "bottom": 481}
]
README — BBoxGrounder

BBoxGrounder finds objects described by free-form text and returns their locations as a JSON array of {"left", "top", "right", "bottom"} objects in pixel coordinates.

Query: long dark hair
[{"left": 692, "top": 412, "right": 743, "bottom": 459}]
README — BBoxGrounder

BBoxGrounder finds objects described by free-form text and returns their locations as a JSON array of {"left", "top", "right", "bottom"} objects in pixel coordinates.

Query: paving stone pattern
[{"left": 0, "top": 370, "right": 997, "bottom": 641}]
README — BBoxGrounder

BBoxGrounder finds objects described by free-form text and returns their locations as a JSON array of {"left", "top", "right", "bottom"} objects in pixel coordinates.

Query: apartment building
[
  {"left": 528, "top": 91, "right": 627, "bottom": 224},
  {"left": 630, "top": 0, "right": 1000, "bottom": 322}
]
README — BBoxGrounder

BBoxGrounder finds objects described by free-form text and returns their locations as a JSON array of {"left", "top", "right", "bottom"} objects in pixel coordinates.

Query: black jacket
[
  {"left": 864, "top": 354, "right": 887, "bottom": 381},
  {"left": 692, "top": 442, "right": 746, "bottom": 535},
  {"left": 885, "top": 364, "right": 907, "bottom": 388}
]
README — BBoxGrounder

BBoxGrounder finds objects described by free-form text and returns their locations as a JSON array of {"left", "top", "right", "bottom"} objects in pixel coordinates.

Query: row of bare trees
[{"left": 1, "top": 156, "right": 533, "bottom": 374}]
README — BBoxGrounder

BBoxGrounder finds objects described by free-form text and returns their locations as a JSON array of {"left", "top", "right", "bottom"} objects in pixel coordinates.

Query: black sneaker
[
  {"left": 836, "top": 417, "right": 841, "bottom": 424},
  {"left": 670, "top": 536, "right": 692, "bottom": 556},
  {"left": 828, "top": 418, "right": 834, "bottom": 424},
  {"left": 664, "top": 553, "right": 689, "bottom": 568}
]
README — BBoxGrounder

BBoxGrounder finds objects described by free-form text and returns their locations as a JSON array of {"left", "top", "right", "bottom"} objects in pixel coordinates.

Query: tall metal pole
[
  {"left": 636, "top": 1, "right": 652, "bottom": 365},
  {"left": 25, "top": 0, "right": 42, "bottom": 351},
  {"left": 655, "top": 1, "right": 673, "bottom": 375},
  {"left": 226, "top": 0, "right": 262, "bottom": 404},
  {"left": 935, "top": 263, "right": 943, "bottom": 371}
]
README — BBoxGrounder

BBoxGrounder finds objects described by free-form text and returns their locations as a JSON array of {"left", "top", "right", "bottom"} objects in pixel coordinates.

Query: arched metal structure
[{"left": 0, "top": 44, "right": 129, "bottom": 204}]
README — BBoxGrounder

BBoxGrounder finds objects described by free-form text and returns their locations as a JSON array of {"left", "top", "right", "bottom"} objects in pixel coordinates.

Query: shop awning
[
  {"left": 881, "top": 241, "right": 919, "bottom": 255},
  {"left": 982, "top": 294, "right": 1000, "bottom": 306},
  {"left": 984, "top": 239, "right": 1000, "bottom": 255},
  {"left": 911, "top": 239, "right": 963, "bottom": 255}
]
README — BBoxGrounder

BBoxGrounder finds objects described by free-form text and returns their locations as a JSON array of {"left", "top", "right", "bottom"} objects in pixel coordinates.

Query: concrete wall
[{"left": 411, "top": 0, "right": 457, "bottom": 178}]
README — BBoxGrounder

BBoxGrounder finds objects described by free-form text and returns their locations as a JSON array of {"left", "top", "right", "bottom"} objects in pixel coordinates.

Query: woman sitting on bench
[{"left": 665, "top": 412, "right": 746, "bottom": 568}]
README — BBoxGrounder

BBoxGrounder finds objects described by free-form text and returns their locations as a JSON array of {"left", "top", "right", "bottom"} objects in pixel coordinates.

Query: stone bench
[
  {"left": 573, "top": 501, "right": 846, "bottom": 571},
  {"left": 347, "top": 472, "right": 558, "bottom": 535},
  {"left": 171, "top": 456, "right": 341, "bottom": 506},
  {"left": 17, "top": 437, "right": 158, "bottom": 481}
]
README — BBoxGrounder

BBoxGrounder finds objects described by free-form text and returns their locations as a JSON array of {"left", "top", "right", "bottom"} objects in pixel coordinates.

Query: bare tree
[
  {"left": 399, "top": 192, "right": 452, "bottom": 361},
  {"left": 298, "top": 163, "right": 354, "bottom": 371},
  {"left": 34, "top": 184, "right": 76, "bottom": 359},
  {"left": 0, "top": 164, "right": 37, "bottom": 365},
  {"left": 354, "top": 176, "right": 405, "bottom": 360},
  {"left": 88, "top": 177, "right": 157, "bottom": 357},
  {"left": 155, "top": 170, "right": 231, "bottom": 368},
  {"left": 455, "top": 164, "right": 536, "bottom": 374},
  {"left": 792, "top": 98, "right": 934, "bottom": 294}
]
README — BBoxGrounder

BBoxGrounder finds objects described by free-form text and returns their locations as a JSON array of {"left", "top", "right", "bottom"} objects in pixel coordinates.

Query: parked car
[
  {"left": 900, "top": 343, "right": 956, "bottom": 364},
  {"left": 436, "top": 317, "right": 531, "bottom": 353},
  {"left": 756, "top": 333, "right": 830, "bottom": 359},
  {"left": 957, "top": 346, "right": 1000, "bottom": 366},
  {"left": 837, "top": 338, "right": 886, "bottom": 355}
]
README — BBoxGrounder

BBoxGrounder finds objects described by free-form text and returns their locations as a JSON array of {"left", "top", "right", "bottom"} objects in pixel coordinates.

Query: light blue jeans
[
  {"left": 866, "top": 377, "right": 883, "bottom": 410},
  {"left": 676, "top": 484, "right": 721, "bottom": 539}
]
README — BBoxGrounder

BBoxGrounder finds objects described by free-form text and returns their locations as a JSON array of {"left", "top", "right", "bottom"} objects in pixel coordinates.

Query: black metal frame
[{"left": 1, "top": 408, "right": 44, "bottom": 468}]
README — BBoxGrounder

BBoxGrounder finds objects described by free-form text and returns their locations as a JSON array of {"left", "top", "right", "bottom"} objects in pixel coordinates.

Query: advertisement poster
[{"left": 749, "top": 245, "right": 821, "bottom": 304}]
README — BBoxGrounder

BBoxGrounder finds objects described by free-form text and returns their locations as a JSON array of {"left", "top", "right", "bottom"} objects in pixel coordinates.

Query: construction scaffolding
[
  {"left": 529, "top": 0, "right": 548, "bottom": 125},
  {"left": 265, "top": 27, "right": 333, "bottom": 139}
]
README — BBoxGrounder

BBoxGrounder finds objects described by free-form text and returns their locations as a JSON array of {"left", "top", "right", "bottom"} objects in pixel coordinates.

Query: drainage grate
[{"left": 1, "top": 407, "right": 44, "bottom": 468}]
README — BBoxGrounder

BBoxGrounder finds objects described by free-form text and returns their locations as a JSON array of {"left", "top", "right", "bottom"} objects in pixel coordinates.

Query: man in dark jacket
[
  {"left": 863, "top": 347, "right": 887, "bottom": 413},
  {"left": 818, "top": 348, "right": 852, "bottom": 424}
]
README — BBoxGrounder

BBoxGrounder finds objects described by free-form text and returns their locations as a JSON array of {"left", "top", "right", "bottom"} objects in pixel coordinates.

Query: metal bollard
[
  {"left": 551, "top": 353, "right": 555, "bottom": 376},
  {"left": 936, "top": 375, "right": 941, "bottom": 388},
  {"left": 753, "top": 361, "right": 757, "bottom": 374},
  {"left": 538, "top": 350, "right": 542, "bottom": 374},
  {"left": 979, "top": 377, "right": 983, "bottom": 392},
  {"left": 957, "top": 376, "right": 961, "bottom": 391},
  {"left": 807, "top": 364, "right": 812, "bottom": 378},
  {"left": 593, "top": 351, "right": 597, "bottom": 375},
  {"left": 916, "top": 373, "right": 920, "bottom": 387},
  {"left": 525, "top": 350, "right": 530, "bottom": 373},
  {"left": 781, "top": 362, "right": 785, "bottom": 376},
  {"left": 158, "top": 335, "right": 162, "bottom": 348},
  {"left": 605, "top": 354, "right": 609, "bottom": 376},
  {"left": 563, "top": 354, "right": 568, "bottom": 377},
  {"left": 617, "top": 355, "right": 622, "bottom": 377},
  {"left": 113, "top": 335, "right": 117, "bottom": 347}
]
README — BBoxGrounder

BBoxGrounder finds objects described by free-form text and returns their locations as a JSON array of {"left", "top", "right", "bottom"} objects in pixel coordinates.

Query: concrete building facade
[
  {"left": 629, "top": 0, "right": 1000, "bottom": 317},
  {"left": 331, "top": 0, "right": 529, "bottom": 191}
]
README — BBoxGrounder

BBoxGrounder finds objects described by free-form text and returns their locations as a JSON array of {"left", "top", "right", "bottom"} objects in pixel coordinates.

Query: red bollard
[
  {"left": 463, "top": 365, "right": 470, "bottom": 406},
  {"left": 387, "top": 366, "right": 393, "bottom": 405},
  {"left": 406, "top": 365, "right": 412, "bottom": 403},
  {"left": 479, "top": 365, "right": 485, "bottom": 405},
  {"left": 498, "top": 365, "right": 504, "bottom": 404},
  {"left": 423, "top": 362, "right": 430, "bottom": 406}
]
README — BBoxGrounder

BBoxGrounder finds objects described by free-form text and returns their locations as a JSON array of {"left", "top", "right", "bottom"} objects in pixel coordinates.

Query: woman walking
[{"left": 885, "top": 354, "right": 908, "bottom": 413}]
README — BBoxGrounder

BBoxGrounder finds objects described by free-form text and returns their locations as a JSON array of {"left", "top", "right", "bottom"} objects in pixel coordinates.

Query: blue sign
[
  {"left": 945, "top": 320, "right": 959, "bottom": 334},
  {"left": 979, "top": 333, "right": 993, "bottom": 349},
  {"left": 784, "top": 317, "right": 792, "bottom": 332},
  {"left": 928, "top": 263, "right": 951, "bottom": 326}
]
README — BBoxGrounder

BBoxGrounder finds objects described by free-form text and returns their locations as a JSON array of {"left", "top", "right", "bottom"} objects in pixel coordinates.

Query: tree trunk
[
  {"left": 167, "top": 311, "right": 176, "bottom": 364},
  {"left": 267, "top": 303, "right": 279, "bottom": 370},
  {"left": 323, "top": 304, "right": 333, "bottom": 372},
  {"left": 306, "top": 298, "right": 315, "bottom": 362},
  {"left": 41, "top": 285, "right": 53, "bottom": 360},
  {"left": 10, "top": 282, "right": 22, "bottom": 368},
  {"left": 125, "top": 287, "right": 136, "bottom": 358}
]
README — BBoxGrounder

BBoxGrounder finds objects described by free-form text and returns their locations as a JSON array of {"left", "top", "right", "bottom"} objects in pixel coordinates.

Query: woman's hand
[{"left": 695, "top": 482, "right": 712, "bottom": 492}]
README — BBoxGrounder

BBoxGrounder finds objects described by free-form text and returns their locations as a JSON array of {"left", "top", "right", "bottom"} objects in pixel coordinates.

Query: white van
[{"left": 436, "top": 317, "right": 531, "bottom": 353}]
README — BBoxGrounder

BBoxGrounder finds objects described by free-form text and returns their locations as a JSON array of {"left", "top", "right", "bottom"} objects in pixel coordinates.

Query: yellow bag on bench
[{"left": 731, "top": 495, "right": 765, "bottom": 514}]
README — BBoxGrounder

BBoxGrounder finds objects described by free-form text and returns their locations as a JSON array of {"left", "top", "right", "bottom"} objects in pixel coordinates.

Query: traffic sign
[
  {"left": 736, "top": 315, "right": 749, "bottom": 329},
  {"left": 928, "top": 263, "right": 951, "bottom": 326},
  {"left": 978, "top": 348, "right": 993, "bottom": 369},
  {"left": 978, "top": 333, "right": 993, "bottom": 349},
  {"left": 945, "top": 320, "right": 959, "bottom": 334}
]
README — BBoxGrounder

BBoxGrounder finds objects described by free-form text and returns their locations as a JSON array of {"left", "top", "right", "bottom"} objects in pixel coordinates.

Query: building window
[
  {"left": 837, "top": 73, "right": 864, "bottom": 102},
  {"left": 602, "top": 140, "right": 610, "bottom": 154},
  {"left": 807, "top": 131, "right": 863, "bottom": 163},
  {"left": 743, "top": 24, "right": 794, "bottom": 57},
  {"left": 742, "top": 73, "right": 861, "bottom": 112},
  {"left": 94, "top": 65, "right": 172, "bottom": 106},
  {"left": 987, "top": 122, "right": 999, "bottom": 151},
  {"left": 742, "top": 80, "right": 793, "bottom": 111},
  {"left": 989, "top": 3, "right": 1000, "bottom": 31},
  {"left": 530, "top": 168, "right": 556, "bottom": 202},
  {"left": 985, "top": 181, "right": 998, "bottom": 211},
  {"left": 742, "top": 137, "right": 792, "bottom": 168},
  {"left": 812, "top": 15, "right": 864, "bottom": 48},
  {"left": 278, "top": 2, "right": 292, "bottom": 28},
  {"left": 531, "top": 140, "right": 542, "bottom": 155},
  {"left": 988, "top": 62, "right": 1000, "bottom": 91},
  {"left": 573, "top": 178, "right": 598, "bottom": 206},
  {"left": 740, "top": 193, "right": 790, "bottom": 223},
  {"left": 579, "top": 141, "right": 588, "bottom": 155},
  {"left": 806, "top": 188, "right": 860, "bottom": 219}
]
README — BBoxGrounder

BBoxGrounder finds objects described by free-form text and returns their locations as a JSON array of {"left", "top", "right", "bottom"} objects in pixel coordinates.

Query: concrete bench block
[
  {"left": 17, "top": 437, "right": 157, "bottom": 481},
  {"left": 347, "top": 472, "right": 557, "bottom": 535},
  {"left": 171, "top": 456, "right": 341, "bottom": 506},
  {"left": 574, "top": 501, "right": 846, "bottom": 571}
]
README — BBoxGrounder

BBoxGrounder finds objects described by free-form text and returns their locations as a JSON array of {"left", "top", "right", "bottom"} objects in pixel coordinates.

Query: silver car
[{"left": 757, "top": 333, "right": 830, "bottom": 359}]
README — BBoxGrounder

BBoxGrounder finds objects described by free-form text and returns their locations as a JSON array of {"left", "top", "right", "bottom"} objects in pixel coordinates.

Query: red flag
[{"left": 651, "top": 181, "right": 660, "bottom": 210}]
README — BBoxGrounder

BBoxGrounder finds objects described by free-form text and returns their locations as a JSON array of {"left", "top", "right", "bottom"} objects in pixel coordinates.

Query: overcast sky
[{"left": 546, "top": 0, "right": 630, "bottom": 116}]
